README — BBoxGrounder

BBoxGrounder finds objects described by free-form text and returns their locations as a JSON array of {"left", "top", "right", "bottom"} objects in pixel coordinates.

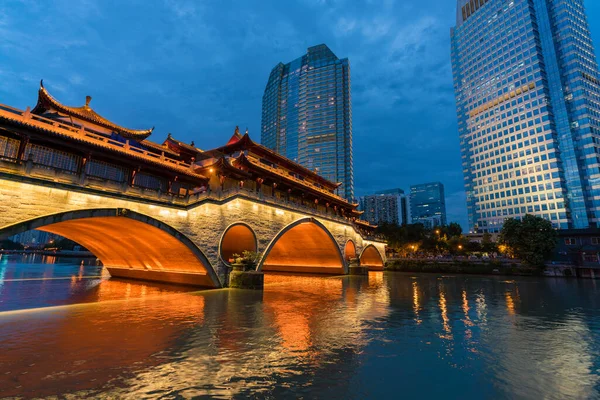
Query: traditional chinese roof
[
  {"left": 195, "top": 156, "right": 252, "bottom": 180},
  {"left": 163, "top": 133, "right": 203, "bottom": 157},
  {"left": 141, "top": 139, "right": 180, "bottom": 157},
  {"left": 205, "top": 129, "right": 343, "bottom": 191},
  {"left": 32, "top": 80, "right": 154, "bottom": 140},
  {"left": 232, "top": 152, "right": 356, "bottom": 211},
  {"left": 0, "top": 105, "right": 207, "bottom": 182},
  {"left": 354, "top": 219, "right": 376, "bottom": 229}
]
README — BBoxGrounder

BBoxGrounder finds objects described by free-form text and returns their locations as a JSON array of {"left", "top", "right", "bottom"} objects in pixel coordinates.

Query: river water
[{"left": 0, "top": 255, "right": 599, "bottom": 399}]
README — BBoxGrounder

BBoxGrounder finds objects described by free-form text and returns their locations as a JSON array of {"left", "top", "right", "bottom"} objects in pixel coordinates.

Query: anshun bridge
[{"left": 0, "top": 82, "right": 386, "bottom": 288}]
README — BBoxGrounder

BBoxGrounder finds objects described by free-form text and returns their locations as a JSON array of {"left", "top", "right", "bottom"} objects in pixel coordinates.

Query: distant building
[
  {"left": 552, "top": 229, "right": 600, "bottom": 276},
  {"left": 261, "top": 44, "right": 354, "bottom": 200},
  {"left": 9, "top": 230, "right": 57, "bottom": 247},
  {"left": 410, "top": 182, "right": 447, "bottom": 228},
  {"left": 359, "top": 188, "right": 411, "bottom": 226}
]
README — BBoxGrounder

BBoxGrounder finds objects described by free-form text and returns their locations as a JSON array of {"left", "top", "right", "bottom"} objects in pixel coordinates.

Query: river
[{"left": 0, "top": 254, "right": 599, "bottom": 399}]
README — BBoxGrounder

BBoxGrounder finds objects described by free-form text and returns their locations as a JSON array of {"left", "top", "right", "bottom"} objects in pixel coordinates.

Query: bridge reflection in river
[{"left": 0, "top": 256, "right": 599, "bottom": 399}]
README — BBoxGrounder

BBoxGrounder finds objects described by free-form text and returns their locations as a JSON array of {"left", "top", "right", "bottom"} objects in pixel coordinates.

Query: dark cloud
[{"left": 1, "top": 0, "right": 599, "bottom": 230}]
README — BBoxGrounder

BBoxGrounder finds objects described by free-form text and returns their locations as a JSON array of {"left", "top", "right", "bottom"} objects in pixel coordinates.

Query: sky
[{"left": 1, "top": 0, "right": 600, "bottom": 229}]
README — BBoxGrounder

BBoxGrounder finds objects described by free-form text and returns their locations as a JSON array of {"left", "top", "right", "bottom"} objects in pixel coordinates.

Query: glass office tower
[
  {"left": 452, "top": 0, "right": 600, "bottom": 233},
  {"left": 261, "top": 44, "right": 354, "bottom": 200},
  {"left": 410, "top": 182, "right": 447, "bottom": 228}
]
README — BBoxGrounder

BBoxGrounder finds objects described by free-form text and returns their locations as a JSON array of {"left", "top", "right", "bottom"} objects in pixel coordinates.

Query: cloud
[{"left": 335, "top": 17, "right": 357, "bottom": 36}]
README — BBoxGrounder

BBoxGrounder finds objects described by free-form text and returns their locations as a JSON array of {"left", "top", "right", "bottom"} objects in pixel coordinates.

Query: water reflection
[{"left": 0, "top": 258, "right": 599, "bottom": 399}]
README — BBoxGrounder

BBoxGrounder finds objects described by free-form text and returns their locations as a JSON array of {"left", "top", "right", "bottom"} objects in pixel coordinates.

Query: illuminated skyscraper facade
[
  {"left": 261, "top": 44, "right": 354, "bottom": 200},
  {"left": 452, "top": 0, "right": 600, "bottom": 233}
]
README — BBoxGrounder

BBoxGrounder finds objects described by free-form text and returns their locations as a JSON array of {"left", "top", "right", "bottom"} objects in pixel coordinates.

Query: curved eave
[
  {"left": 208, "top": 133, "right": 340, "bottom": 191},
  {"left": 0, "top": 113, "right": 208, "bottom": 182},
  {"left": 233, "top": 154, "right": 354, "bottom": 209},
  {"left": 164, "top": 136, "right": 203, "bottom": 153},
  {"left": 142, "top": 139, "right": 180, "bottom": 157},
  {"left": 195, "top": 157, "right": 252, "bottom": 179},
  {"left": 34, "top": 84, "right": 153, "bottom": 140},
  {"left": 355, "top": 220, "right": 376, "bottom": 228}
]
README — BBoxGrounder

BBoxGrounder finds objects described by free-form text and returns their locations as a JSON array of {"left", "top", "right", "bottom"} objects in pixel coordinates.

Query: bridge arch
[
  {"left": 359, "top": 244, "right": 385, "bottom": 271},
  {"left": 344, "top": 239, "right": 357, "bottom": 261},
  {"left": 219, "top": 222, "right": 258, "bottom": 265},
  {"left": 0, "top": 208, "right": 220, "bottom": 287},
  {"left": 258, "top": 217, "right": 346, "bottom": 275}
]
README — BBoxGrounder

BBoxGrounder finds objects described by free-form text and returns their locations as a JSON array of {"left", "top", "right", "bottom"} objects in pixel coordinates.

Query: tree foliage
[
  {"left": 0, "top": 239, "right": 25, "bottom": 250},
  {"left": 499, "top": 214, "right": 557, "bottom": 268},
  {"left": 376, "top": 222, "right": 469, "bottom": 256},
  {"left": 44, "top": 238, "right": 87, "bottom": 251}
]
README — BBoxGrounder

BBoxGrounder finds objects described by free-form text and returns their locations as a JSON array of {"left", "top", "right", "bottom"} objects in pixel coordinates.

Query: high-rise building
[
  {"left": 451, "top": 0, "right": 600, "bottom": 233},
  {"left": 410, "top": 182, "right": 447, "bottom": 228},
  {"left": 359, "top": 188, "right": 411, "bottom": 226},
  {"left": 261, "top": 44, "right": 354, "bottom": 200},
  {"left": 9, "top": 230, "right": 57, "bottom": 247}
]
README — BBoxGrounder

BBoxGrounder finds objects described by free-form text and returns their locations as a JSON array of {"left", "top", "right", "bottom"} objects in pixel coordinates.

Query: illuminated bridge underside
[
  {"left": 39, "top": 216, "right": 216, "bottom": 287},
  {"left": 261, "top": 220, "right": 346, "bottom": 275},
  {"left": 360, "top": 245, "right": 385, "bottom": 271}
]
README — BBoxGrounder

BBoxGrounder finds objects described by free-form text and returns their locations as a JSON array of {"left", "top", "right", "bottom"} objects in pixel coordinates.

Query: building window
[
  {"left": 591, "top": 237, "right": 600, "bottom": 245},
  {"left": 564, "top": 238, "right": 577, "bottom": 246},
  {"left": 0, "top": 136, "right": 19, "bottom": 161}
]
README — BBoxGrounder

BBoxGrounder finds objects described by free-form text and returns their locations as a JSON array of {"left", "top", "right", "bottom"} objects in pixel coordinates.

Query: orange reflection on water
[
  {"left": 0, "top": 283, "right": 206, "bottom": 398},
  {"left": 462, "top": 290, "right": 473, "bottom": 327},
  {"left": 413, "top": 281, "right": 421, "bottom": 324},
  {"left": 505, "top": 291, "right": 515, "bottom": 315},
  {"left": 263, "top": 274, "right": 343, "bottom": 353},
  {"left": 439, "top": 289, "right": 451, "bottom": 337}
]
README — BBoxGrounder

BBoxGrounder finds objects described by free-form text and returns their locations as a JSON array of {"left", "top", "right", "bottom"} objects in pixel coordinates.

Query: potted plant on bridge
[
  {"left": 231, "top": 251, "right": 261, "bottom": 272},
  {"left": 229, "top": 251, "right": 264, "bottom": 289}
]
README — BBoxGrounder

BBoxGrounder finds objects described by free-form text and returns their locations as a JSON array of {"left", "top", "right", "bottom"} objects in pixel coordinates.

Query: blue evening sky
[{"left": 1, "top": 0, "right": 599, "bottom": 229}]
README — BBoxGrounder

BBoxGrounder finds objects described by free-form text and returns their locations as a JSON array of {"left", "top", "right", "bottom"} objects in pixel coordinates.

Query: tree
[
  {"left": 499, "top": 214, "right": 557, "bottom": 268},
  {"left": 447, "top": 222, "right": 463, "bottom": 238},
  {"left": 44, "top": 238, "right": 87, "bottom": 251},
  {"left": 481, "top": 232, "right": 497, "bottom": 253},
  {"left": 0, "top": 239, "right": 24, "bottom": 251}
]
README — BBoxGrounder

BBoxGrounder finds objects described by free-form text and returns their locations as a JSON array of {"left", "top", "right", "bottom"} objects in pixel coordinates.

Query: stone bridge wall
[{"left": 0, "top": 176, "right": 386, "bottom": 285}]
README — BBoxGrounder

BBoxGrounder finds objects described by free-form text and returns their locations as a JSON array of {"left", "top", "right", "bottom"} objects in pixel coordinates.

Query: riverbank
[
  {"left": 0, "top": 250, "right": 96, "bottom": 258},
  {"left": 385, "top": 258, "right": 541, "bottom": 276}
]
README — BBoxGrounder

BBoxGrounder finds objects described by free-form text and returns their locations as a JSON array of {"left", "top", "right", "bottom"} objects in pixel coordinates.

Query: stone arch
[
  {"left": 0, "top": 208, "right": 220, "bottom": 287},
  {"left": 359, "top": 244, "right": 385, "bottom": 271},
  {"left": 219, "top": 222, "right": 258, "bottom": 265},
  {"left": 344, "top": 239, "right": 357, "bottom": 261},
  {"left": 259, "top": 217, "right": 346, "bottom": 274}
]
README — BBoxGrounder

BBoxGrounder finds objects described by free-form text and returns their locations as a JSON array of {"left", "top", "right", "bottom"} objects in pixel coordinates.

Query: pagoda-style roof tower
[
  {"left": 32, "top": 80, "right": 153, "bottom": 140},
  {"left": 204, "top": 128, "right": 343, "bottom": 192}
]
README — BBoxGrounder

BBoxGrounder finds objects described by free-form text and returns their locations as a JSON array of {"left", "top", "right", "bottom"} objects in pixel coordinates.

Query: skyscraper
[
  {"left": 261, "top": 44, "right": 354, "bottom": 200},
  {"left": 451, "top": 0, "right": 600, "bottom": 233},
  {"left": 410, "top": 182, "right": 447, "bottom": 228},
  {"left": 359, "top": 188, "right": 411, "bottom": 226}
]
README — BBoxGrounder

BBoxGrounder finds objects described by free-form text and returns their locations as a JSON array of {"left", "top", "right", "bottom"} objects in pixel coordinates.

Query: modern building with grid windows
[
  {"left": 451, "top": 0, "right": 600, "bottom": 233},
  {"left": 261, "top": 44, "right": 354, "bottom": 200},
  {"left": 359, "top": 188, "right": 411, "bottom": 226},
  {"left": 410, "top": 182, "right": 447, "bottom": 228}
]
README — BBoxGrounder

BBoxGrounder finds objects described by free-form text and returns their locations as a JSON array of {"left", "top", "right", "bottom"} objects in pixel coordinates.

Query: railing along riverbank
[{"left": 385, "top": 257, "right": 599, "bottom": 279}]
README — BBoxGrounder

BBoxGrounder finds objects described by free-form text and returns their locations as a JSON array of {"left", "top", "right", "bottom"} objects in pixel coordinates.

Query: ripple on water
[{"left": 0, "top": 259, "right": 599, "bottom": 399}]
